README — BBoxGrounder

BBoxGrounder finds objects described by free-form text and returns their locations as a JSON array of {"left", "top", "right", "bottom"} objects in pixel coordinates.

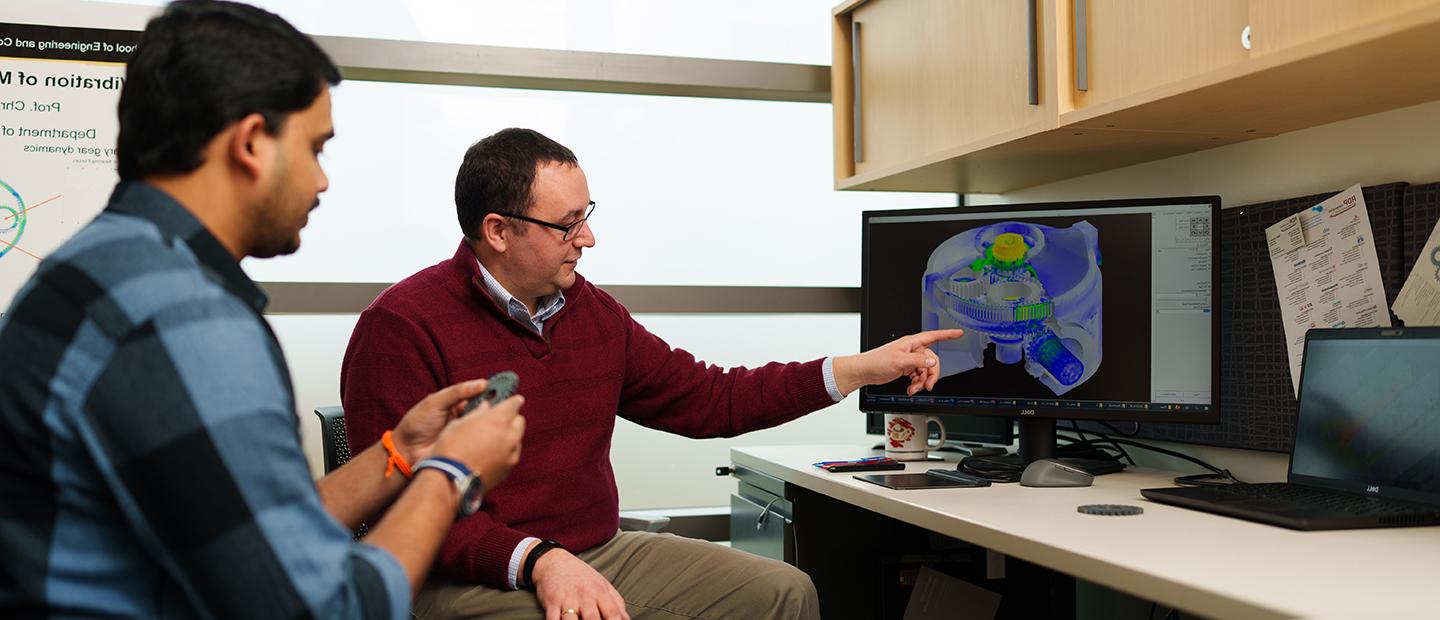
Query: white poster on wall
[
  {"left": 0, "top": 22, "right": 136, "bottom": 313},
  {"left": 1265, "top": 184, "right": 1392, "bottom": 396}
]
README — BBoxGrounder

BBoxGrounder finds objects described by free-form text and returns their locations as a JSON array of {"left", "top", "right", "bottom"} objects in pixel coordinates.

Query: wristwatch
[{"left": 414, "top": 457, "right": 484, "bottom": 517}]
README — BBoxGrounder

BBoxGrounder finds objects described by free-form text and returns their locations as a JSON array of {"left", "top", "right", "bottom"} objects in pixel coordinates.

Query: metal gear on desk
[{"left": 1077, "top": 504, "right": 1144, "bottom": 516}]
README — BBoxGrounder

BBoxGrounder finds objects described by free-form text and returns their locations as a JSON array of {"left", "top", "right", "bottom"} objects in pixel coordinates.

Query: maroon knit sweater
[{"left": 341, "top": 242, "right": 835, "bottom": 588}]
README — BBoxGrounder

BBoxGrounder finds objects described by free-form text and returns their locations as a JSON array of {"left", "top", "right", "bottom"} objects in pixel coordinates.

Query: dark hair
[
  {"left": 116, "top": 0, "right": 341, "bottom": 180},
  {"left": 455, "top": 128, "right": 578, "bottom": 239}
]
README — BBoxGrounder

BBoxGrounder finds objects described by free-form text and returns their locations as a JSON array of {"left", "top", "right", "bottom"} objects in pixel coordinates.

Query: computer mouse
[{"left": 1020, "top": 458, "right": 1094, "bottom": 488}]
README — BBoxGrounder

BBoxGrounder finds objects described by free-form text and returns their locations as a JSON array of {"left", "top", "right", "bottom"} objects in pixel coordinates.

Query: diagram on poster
[
  {"left": 0, "top": 178, "right": 32, "bottom": 261},
  {"left": 1, "top": 22, "right": 137, "bottom": 313},
  {"left": 921, "top": 221, "right": 1104, "bottom": 396}
]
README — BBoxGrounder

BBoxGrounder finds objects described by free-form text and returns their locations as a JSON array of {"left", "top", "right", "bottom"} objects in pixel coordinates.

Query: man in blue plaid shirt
[{"left": 0, "top": 2, "right": 526, "bottom": 618}]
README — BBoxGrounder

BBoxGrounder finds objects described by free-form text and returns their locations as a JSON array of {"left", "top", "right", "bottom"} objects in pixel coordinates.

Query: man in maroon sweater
[{"left": 342, "top": 128, "right": 963, "bottom": 620}]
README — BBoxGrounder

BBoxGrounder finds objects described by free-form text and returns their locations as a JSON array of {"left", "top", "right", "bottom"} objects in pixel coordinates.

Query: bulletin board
[{"left": 1106, "top": 183, "right": 1412, "bottom": 452}]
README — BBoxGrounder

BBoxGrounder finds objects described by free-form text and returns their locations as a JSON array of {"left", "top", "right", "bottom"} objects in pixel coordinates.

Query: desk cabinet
[{"left": 730, "top": 466, "right": 795, "bottom": 564}]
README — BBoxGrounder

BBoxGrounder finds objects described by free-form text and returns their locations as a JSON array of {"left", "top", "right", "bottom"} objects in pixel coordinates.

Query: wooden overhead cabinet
[
  {"left": 833, "top": 0, "right": 1440, "bottom": 193},
  {"left": 1246, "top": 0, "right": 1440, "bottom": 56},
  {"left": 1068, "top": 0, "right": 1249, "bottom": 113},
  {"left": 833, "top": 0, "right": 1056, "bottom": 190}
]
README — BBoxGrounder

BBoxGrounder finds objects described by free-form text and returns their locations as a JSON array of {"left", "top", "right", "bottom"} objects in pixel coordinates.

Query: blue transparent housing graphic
[{"left": 921, "top": 221, "right": 1103, "bottom": 396}]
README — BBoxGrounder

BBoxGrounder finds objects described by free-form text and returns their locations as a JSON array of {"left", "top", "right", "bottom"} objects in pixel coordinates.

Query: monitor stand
[{"left": 977, "top": 418, "right": 1126, "bottom": 476}]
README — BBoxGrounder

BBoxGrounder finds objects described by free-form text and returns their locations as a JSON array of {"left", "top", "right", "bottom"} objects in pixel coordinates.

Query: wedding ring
[{"left": 562, "top": 610, "right": 578, "bottom": 617}]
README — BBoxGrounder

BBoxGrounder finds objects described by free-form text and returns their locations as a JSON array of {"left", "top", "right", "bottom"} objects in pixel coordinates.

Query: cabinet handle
[
  {"left": 1027, "top": 0, "right": 1039, "bottom": 105},
  {"left": 852, "top": 20, "right": 864, "bottom": 164},
  {"left": 1074, "top": 0, "right": 1088, "bottom": 91}
]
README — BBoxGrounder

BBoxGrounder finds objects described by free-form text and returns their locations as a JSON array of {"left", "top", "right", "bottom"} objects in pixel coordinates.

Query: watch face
[{"left": 460, "top": 477, "right": 484, "bottom": 516}]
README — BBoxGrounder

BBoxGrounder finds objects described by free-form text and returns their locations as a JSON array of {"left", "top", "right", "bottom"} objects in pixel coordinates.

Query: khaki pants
[{"left": 415, "top": 531, "right": 820, "bottom": 620}]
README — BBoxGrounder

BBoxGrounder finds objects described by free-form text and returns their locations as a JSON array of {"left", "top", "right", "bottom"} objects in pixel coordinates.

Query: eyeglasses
[{"left": 506, "top": 201, "right": 595, "bottom": 241}]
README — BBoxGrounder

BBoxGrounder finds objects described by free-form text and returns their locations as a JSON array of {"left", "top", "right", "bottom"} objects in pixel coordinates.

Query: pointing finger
[
  {"left": 899, "top": 351, "right": 936, "bottom": 374},
  {"left": 903, "top": 329, "right": 965, "bottom": 349}
]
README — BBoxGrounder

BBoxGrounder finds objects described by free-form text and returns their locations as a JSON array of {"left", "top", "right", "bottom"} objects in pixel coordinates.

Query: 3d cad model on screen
[{"left": 921, "top": 221, "right": 1103, "bottom": 396}]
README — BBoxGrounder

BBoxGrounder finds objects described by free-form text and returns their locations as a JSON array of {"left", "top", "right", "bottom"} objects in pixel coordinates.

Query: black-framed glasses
[{"left": 506, "top": 201, "right": 595, "bottom": 241}]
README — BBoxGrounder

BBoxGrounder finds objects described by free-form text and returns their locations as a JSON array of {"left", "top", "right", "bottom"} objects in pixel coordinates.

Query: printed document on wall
[
  {"left": 1393, "top": 217, "right": 1440, "bottom": 326},
  {"left": 1266, "top": 184, "right": 1391, "bottom": 395},
  {"left": 0, "top": 23, "right": 136, "bottom": 312}
]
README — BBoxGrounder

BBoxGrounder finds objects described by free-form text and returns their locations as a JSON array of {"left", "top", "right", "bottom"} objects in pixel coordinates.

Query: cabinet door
[
  {"left": 848, "top": 0, "right": 1049, "bottom": 177},
  {"left": 1070, "top": 0, "right": 1249, "bottom": 111},
  {"left": 1248, "top": 0, "right": 1440, "bottom": 56}
]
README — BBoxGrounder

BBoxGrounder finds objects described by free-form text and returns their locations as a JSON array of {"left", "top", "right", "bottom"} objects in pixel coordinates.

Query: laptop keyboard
[{"left": 1218, "top": 483, "right": 1431, "bottom": 515}]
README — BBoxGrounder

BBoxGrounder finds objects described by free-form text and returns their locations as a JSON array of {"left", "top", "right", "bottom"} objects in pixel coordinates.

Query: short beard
[{"left": 250, "top": 181, "right": 303, "bottom": 259}]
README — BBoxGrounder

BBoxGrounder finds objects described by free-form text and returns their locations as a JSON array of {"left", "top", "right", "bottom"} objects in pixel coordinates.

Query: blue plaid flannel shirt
[{"left": 0, "top": 182, "right": 408, "bottom": 618}]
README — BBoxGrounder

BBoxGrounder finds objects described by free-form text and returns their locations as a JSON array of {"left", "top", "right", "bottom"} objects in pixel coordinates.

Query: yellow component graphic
[{"left": 991, "top": 232, "right": 1028, "bottom": 262}]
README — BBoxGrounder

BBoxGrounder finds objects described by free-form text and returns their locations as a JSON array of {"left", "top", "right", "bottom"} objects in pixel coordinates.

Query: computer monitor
[{"left": 860, "top": 197, "right": 1220, "bottom": 464}]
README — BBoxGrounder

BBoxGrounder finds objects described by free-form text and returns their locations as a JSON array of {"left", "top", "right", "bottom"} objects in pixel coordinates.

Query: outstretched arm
[{"left": 832, "top": 329, "right": 966, "bottom": 396}]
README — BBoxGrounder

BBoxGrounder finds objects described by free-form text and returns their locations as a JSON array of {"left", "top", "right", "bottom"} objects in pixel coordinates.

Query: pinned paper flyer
[
  {"left": 1393, "top": 217, "right": 1440, "bottom": 326},
  {"left": 1266, "top": 184, "right": 1392, "bottom": 396},
  {"left": 1266, "top": 212, "right": 1306, "bottom": 256}
]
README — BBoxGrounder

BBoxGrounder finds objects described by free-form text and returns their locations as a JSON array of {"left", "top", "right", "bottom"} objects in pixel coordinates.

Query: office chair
[
  {"left": 313, "top": 406, "right": 370, "bottom": 539},
  {"left": 314, "top": 406, "right": 352, "bottom": 475},
  {"left": 313, "top": 407, "right": 669, "bottom": 534}
]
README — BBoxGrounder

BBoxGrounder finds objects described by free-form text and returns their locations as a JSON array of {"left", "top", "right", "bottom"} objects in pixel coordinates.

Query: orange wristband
[{"left": 381, "top": 430, "right": 413, "bottom": 479}]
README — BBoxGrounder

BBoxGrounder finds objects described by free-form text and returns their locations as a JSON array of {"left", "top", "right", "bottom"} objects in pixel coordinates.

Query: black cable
[
  {"left": 965, "top": 427, "right": 1243, "bottom": 487},
  {"left": 1055, "top": 431, "right": 1126, "bottom": 462},
  {"left": 963, "top": 435, "right": 1125, "bottom": 482},
  {"left": 1070, "top": 420, "right": 1136, "bottom": 465},
  {"left": 1100, "top": 419, "right": 1141, "bottom": 438},
  {"left": 1094, "top": 425, "right": 1140, "bottom": 463},
  {"left": 1059, "top": 429, "right": 1244, "bottom": 486},
  {"left": 957, "top": 455, "right": 1025, "bottom": 483}
]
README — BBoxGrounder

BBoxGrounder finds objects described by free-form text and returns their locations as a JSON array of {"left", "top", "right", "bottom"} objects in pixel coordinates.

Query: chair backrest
[
  {"left": 313, "top": 405, "right": 371, "bottom": 539},
  {"left": 313, "top": 405, "right": 351, "bottom": 474}
]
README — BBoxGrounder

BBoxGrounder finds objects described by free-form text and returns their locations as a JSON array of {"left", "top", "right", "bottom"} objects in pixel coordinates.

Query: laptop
[{"left": 1141, "top": 327, "right": 1440, "bottom": 531}]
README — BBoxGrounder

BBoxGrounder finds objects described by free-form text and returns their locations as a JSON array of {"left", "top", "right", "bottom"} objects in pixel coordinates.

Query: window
[{"left": 243, "top": 80, "right": 952, "bottom": 287}]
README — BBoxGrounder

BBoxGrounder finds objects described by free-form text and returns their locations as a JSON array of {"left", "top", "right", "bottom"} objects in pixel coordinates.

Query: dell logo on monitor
[
  {"left": 1366, "top": 485, "right": 1381, "bottom": 494},
  {"left": 1020, "top": 409, "right": 1037, "bottom": 416}
]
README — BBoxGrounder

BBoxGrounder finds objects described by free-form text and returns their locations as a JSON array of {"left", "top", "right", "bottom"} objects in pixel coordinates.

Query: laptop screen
[{"left": 1290, "top": 330, "right": 1440, "bottom": 502}]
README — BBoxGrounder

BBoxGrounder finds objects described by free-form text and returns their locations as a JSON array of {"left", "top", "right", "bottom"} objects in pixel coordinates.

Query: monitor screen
[
  {"left": 860, "top": 197, "right": 1220, "bottom": 453},
  {"left": 1290, "top": 329, "right": 1440, "bottom": 501}
]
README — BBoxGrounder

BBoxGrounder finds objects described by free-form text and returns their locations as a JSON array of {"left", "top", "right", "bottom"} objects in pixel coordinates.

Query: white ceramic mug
[{"left": 883, "top": 413, "right": 947, "bottom": 460}]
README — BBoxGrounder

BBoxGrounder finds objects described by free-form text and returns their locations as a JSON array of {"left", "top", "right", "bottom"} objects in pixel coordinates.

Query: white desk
[{"left": 731, "top": 445, "right": 1440, "bottom": 620}]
